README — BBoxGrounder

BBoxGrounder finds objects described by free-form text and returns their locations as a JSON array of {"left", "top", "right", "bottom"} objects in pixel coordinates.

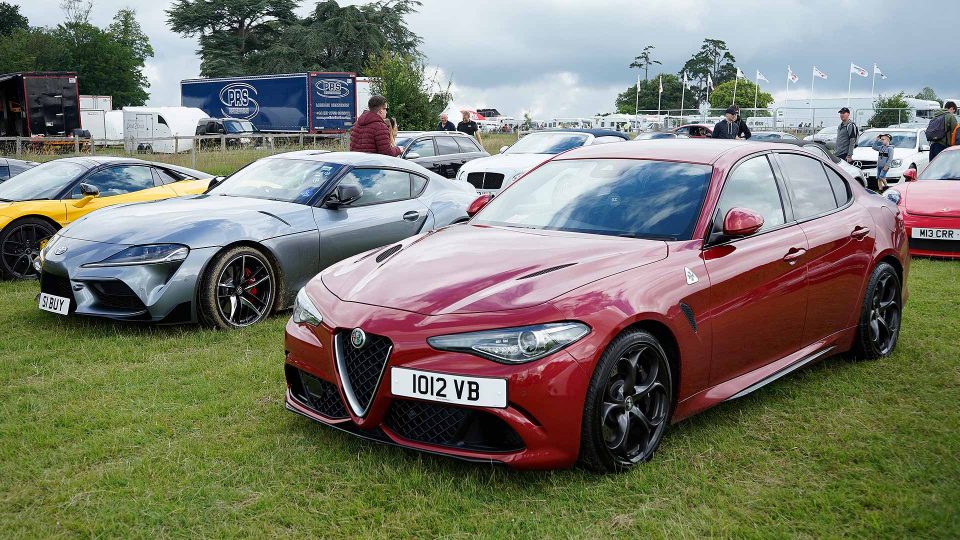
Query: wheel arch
[
  {"left": 196, "top": 239, "right": 288, "bottom": 314},
  {"left": 620, "top": 319, "right": 682, "bottom": 408},
  {"left": 1, "top": 214, "right": 62, "bottom": 234}
]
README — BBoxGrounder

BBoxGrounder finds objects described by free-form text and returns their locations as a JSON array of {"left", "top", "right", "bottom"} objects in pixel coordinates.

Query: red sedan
[
  {"left": 284, "top": 139, "right": 909, "bottom": 471},
  {"left": 885, "top": 146, "right": 960, "bottom": 258}
]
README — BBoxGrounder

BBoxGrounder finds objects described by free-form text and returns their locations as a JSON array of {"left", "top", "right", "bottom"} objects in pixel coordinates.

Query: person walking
[
  {"left": 732, "top": 105, "right": 751, "bottom": 139},
  {"left": 926, "top": 101, "right": 957, "bottom": 160},
  {"left": 437, "top": 114, "right": 456, "bottom": 132},
  {"left": 712, "top": 106, "right": 751, "bottom": 139},
  {"left": 349, "top": 95, "right": 401, "bottom": 157},
  {"left": 835, "top": 107, "right": 859, "bottom": 163},
  {"left": 457, "top": 111, "right": 483, "bottom": 145},
  {"left": 871, "top": 133, "right": 894, "bottom": 191}
]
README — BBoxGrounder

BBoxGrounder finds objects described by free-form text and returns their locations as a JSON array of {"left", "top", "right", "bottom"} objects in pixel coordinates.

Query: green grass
[{"left": 0, "top": 259, "right": 957, "bottom": 537}]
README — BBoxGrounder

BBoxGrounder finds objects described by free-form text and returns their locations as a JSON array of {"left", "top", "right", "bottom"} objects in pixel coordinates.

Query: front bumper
[
  {"left": 905, "top": 215, "right": 960, "bottom": 258},
  {"left": 39, "top": 236, "right": 219, "bottom": 322},
  {"left": 283, "top": 284, "right": 593, "bottom": 470}
]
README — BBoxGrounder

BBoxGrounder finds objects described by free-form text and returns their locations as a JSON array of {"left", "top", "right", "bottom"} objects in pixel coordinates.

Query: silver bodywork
[{"left": 40, "top": 152, "right": 477, "bottom": 323}]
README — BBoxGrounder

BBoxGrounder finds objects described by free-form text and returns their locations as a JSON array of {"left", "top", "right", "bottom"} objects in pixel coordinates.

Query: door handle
[
  {"left": 782, "top": 247, "right": 807, "bottom": 265},
  {"left": 851, "top": 226, "right": 870, "bottom": 239},
  {"left": 403, "top": 211, "right": 421, "bottom": 221}
]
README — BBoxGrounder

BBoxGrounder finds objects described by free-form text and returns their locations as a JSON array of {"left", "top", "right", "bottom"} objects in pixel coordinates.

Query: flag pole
[
  {"left": 732, "top": 76, "right": 738, "bottom": 106},
  {"left": 847, "top": 63, "right": 853, "bottom": 107},
  {"left": 811, "top": 67, "right": 816, "bottom": 128},
  {"left": 657, "top": 76, "right": 662, "bottom": 117},
  {"left": 871, "top": 64, "right": 876, "bottom": 98},
  {"left": 634, "top": 74, "right": 640, "bottom": 117},
  {"left": 680, "top": 73, "right": 686, "bottom": 119},
  {"left": 754, "top": 73, "right": 760, "bottom": 110}
]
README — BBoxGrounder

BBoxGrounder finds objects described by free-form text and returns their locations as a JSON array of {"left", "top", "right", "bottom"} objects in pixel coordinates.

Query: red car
[
  {"left": 672, "top": 124, "right": 712, "bottom": 138},
  {"left": 284, "top": 139, "right": 909, "bottom": 471},
  {"left": 885, "top": 146, "right": 960, "bottom": 258}
]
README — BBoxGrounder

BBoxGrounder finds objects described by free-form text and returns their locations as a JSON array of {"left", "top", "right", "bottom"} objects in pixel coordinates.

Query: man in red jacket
[{"left": 349, "top": 95, "right": 401, "bottom": 156}]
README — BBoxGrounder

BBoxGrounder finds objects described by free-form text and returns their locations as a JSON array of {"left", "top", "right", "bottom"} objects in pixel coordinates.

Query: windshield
[
  {"left": 857, "top": 132, "right": 917, "bottom": 149},
  {"left": 815, "top": 126, "right": 838, "bottom": 137},
  {"left": 752, "top": 133, "right": 782, "bottom": 141},
  {"left": 635, "top": 132, "right": 674, "bottom": 140},
  {"left": 920, "top": 152, "right": 960, "bottom": 180},
  {"left": 210, "top": 158, "right": 346, "bottom": 203},
  {"left": 0, "top": 161, "right": 87, "bottom": 201},
  {"left": 224, "top": 120, "right": 257, "bottom": 133},
  {"left": 504, "top": 133, "right": 589, "bottom": 154},
  {"left": 474, "top": 159, "right": 712, "bottom": 240},
  {"left": 395, "top": 136, "right": 412, "bottom": 148}
]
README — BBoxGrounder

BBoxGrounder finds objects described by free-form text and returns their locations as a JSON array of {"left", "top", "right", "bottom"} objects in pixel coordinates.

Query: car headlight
[
  {"left": 427, "top": 322, "right": 590, "bottom": 364},
  {"left": 885, "top": 189, "right": 901, "bottom": 204},
  {"left": 83, "top": 244, "right": 189, "bottom": 267},
  {"left": 291, "top": 287, "right": 322, "bottom": 326},
  {"left": 889, "top": 159, "right": 902, "bottom": 168}
]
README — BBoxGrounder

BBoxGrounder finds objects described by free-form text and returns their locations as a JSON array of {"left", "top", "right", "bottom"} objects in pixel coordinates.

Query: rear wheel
[
  {"left": 0, "top": 218, "right": 57, "bottom": 280},
  {"left": 198, "top": 246, "right": 277, "bottom": 329},
  {"left": 850, "top": 262, "right": 902, "bottom": 359},
  {"left": 579, "top": 330, "right": 673, "bottom": 472}
]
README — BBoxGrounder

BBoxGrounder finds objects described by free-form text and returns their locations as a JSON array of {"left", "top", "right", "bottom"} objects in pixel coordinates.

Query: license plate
[
  {"left": 391, "top": 367, "right": 507, "bottom": 408},
  {"left": 912, "top": 228, "right": 960, "bottom": 240},
  {"left": 38, "top": 293, "right": 70, "bottom": 315}
]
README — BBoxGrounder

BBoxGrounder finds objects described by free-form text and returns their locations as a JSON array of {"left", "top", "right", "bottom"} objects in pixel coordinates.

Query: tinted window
[
  {"left": 455, "top": 137, "right": 482, "bottom": 153},
  {"left": 0, "top": 166, "right": 8, "bottom": 181},
  {"left": 778, "top": 153, "right": 838, "bottom": 218},
  {"left": 716, "top": 156, "right": 785, "bottom": 233},
  {"left": 407, "top": 138, "right": 436, "bottom": 157},
  {"left": 153, "top": 168, "right": 185, "bottom": 184},
  {"left": 76, "top": 165, "right": 157, "bottom": 198},
  {"left": 211, "top": 159, "right": 346, "bottom": 204},
  {"left": 919, "top": 151, "right": 960, "bottom": 180},
  {"left": 436, "top": 137, "right": 461, "bottom": 155},
  {"left": 825, "top": 167, "right": 851, "bottom": 205},
  {"left": 504, "top": 133, "right": 589, "bottom": 154},
  {"left": 801, "top": 144, "right": 830, "bottom": 160},
  {"left": 412, "top": 174, "right": 428, "bottom": 196},
  {"left": 0, "top": 161, "right": 87, "bottom": 201},
  {"left": 338, "top": 169, "right": 412, "bottom": 206}
]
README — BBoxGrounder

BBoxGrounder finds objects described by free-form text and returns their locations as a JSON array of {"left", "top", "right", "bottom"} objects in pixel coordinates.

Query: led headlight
[
  {"left": 889, "top": 159, "right": 902, "bottom": 168},
  {"left": 428, "top": 322, "right": 590, "bottom": 364},
  {"left": 884, "top": 189, "right": 901, "bottom": 204},
  {"left": 83, "top": 244, "right": 189, "bottom": 268},
  {"left": 291, "top": 287, "right": 322, "bottom": 326}
]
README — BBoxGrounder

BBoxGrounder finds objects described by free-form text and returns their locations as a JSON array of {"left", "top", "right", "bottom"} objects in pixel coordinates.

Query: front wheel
[
  {"left": 850, "top": 262, "right": 902, "bottom": 359},
  {"left": 0, "top": 218, "right": 57, "bottom": 280},
  {"left": 579, "top": 330, "right": 674, "bottom": 472},
  {"left": 198, "top": 246, "right": 277, "bottom": 329}
]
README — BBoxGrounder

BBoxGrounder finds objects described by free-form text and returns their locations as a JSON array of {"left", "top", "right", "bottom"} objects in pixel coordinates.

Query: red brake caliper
[{"left": 244, "top": 267, "right": 257, "bottom": 296}]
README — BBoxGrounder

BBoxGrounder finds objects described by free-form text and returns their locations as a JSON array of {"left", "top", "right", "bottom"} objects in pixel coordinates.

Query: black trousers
[{"left": 930, "top": 142, "right": 947, "bottom": 161}]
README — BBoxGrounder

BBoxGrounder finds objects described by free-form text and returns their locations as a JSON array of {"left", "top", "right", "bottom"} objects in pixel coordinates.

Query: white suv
[{"left": 850, "top": 128, "right": 931, "bottom": 185}]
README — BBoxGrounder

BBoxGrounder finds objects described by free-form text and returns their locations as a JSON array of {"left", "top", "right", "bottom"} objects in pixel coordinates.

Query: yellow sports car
[{"left": 0, "top": 156, "right": 212, "bottom": 279}]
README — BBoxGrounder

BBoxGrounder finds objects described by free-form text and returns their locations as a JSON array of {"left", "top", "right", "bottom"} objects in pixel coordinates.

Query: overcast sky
[{"left": 18, "top": 0, "right": 959, "bottom": 118}]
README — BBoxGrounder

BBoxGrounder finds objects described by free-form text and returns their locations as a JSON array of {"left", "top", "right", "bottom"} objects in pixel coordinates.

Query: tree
[
  {"left": 914, "top": 86, "right": 939, "bottom": 102},
  {"left": 0, "top": 28, "right": 70, "bottom": 73},
  {"left": 680, "top": 38, "right": 737, "bottom": 104},
  {"left": 867, "top": 93, "right": 909, "bottom": 128},
  {"left": 60, "top": 0, "right": 92, "bottom": 25},
  {"left": 0, "top": 2, "right": 29, "bottom": 37},
  {"left": 629, "top": 45, "right": 661, "bottom": 82},
  {"left": 365, "top": 52, "right": 449, "bottom": 131},
  {"left": 708, "top": 80, "right": 774, "bottom": 116},
  {"left": 614, "top": 73, "right": 685, "bottom": 114},
  {"left": 107, "top": 9, "right": 154, "bottom": 104}
]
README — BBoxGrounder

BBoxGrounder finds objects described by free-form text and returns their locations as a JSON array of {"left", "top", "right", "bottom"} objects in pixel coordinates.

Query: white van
[{"left": 122, "top": 107, "right": 207, "bottom": 154}]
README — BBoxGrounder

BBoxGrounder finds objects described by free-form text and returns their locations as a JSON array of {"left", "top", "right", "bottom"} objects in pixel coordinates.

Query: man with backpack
[
  {"left": 926, "top": 101, "right": 957, "bottom": 161},
  {"left": 835, "top": 107, "right": 859, "bottom": 163}
]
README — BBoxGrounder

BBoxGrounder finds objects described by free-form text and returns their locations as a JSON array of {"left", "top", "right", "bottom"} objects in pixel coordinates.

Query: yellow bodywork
[{"left": 0, "top": 178, "right": 211, "bottom": 232}]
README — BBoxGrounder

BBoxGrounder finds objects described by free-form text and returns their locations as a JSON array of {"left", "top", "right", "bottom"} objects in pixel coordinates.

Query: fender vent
[
  {"left": 375, "top": 244, "right": 403, "bottom": 263},
  {"left": 679, "top": 302, "right": 697, "bottom": 333},
  {"left": 517, "top": 263, "right": 577, "bottom": 280}
]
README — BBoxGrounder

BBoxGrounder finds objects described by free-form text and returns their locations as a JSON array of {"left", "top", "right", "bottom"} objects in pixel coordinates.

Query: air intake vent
[
  {"left": 375, "top": 244, "right": 403, "bottom": 263},
  {"left": 517, "top": 263, "right": 577, "bottom": 280},
  {"left": 679, "top": 302, "right": 697, "bottom": 333}
]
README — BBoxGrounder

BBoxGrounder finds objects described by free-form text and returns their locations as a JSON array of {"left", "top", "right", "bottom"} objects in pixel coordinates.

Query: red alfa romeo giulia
[
  {"left": 885, "top": 145, "right": 960, "bottom": 258},
  {"left": 283, "top": 139, "right": 909, "bottom": 471}
]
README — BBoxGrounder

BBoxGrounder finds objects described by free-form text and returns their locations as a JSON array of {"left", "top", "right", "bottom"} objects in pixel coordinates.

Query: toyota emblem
[
  {"left": 350, "top": 328, "right": 367, "bottom": 349},
  {"left": 54, "top": 246, "right": 68, "bottom": 256}
]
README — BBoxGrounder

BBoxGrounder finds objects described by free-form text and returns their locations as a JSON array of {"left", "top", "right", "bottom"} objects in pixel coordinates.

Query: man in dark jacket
[
  {"left": 349, "top": 95, "right": 401, "bottom": 156},
  {"left": 712, "top": 106, "right": 751, "bottom": 139},
  {"left": 437, "top": 113, "right": 456, "bottom": 131}
]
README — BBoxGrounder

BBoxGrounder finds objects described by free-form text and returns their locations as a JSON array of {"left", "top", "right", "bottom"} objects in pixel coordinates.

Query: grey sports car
[{"left": 37, "top": 151, "right": 479, "bottom": 328}]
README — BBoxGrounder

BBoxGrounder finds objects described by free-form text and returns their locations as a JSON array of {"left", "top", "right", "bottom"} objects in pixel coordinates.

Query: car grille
[
  {"left": 285, "top": 365, "right": 348, "bottom": 419},
  {"left": 854, "top": 160, "right": 878, "bottom": 170},
  {"left": 39, "top": 272, "right": 75, "bottom": 312},
  {"left": 384, "top": 400, "right": 524, "bottom": 453},
  {"left": 909, "top": 238, "right": 960, "bottom": 254},
  {"left": 336, "top": 331, "right": 392, "bottom": 416},
  {"left": 466, "top": 172, "right": 505, "bottom": 191},
  {"left": 86, "top": 280, "right": 146, "bottom": 311}
]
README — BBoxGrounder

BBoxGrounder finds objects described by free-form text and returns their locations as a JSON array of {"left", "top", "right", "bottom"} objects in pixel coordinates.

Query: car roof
[
  {"left": 45, "top": 156, "right": 148, "bottom": 167},
  {"left": 862, "top": 128, "right": 919, "bottom": 133},
  {"left": 397, "top": 130, "right": 473, "bottom": 137},
  {"left": 267, "top": 150, "right": 420, "bottom": 169},
  {"left": 535, "top": 128, "right": 629, "bottom": 139},
  {"left": 555, "top": 138, "right": 768, "bottom": 165}
]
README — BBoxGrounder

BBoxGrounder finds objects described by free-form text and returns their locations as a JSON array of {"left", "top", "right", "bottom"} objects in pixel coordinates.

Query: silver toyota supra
[{"left": 37, "top": 151, "right": 479, "bottom": 328}]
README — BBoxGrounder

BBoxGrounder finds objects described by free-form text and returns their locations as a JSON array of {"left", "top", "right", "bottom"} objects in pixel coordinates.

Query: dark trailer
[{"left": 0, "top": 72, "right": 81, "bottom": 137}]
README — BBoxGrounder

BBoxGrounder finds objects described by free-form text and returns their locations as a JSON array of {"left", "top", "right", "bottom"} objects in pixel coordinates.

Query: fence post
[
  {"left": 191, "top": 139, "right": 197, "bottom": 169},
  {"left": 15, "top": 137, "right": 21, "bottom": 157},
  {"left": 89, "top": 137, "right": 95, "bottom": 155},
  {"left": 220, "top": 134, "right": 225, "bottom": 152},
  {"left": 174, "top": 136, "right": 179, "bottom": 154},
  {"left": 74, "top": 137, "right": 79, "bottom": 155},
  {"left": 299, "top": 133, "right": 304, "bottom": 148}
]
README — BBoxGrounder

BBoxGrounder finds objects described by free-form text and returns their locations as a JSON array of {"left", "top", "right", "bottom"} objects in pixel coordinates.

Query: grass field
[{"left": 1, "top": 257, "right": 957, "bottom": 538}]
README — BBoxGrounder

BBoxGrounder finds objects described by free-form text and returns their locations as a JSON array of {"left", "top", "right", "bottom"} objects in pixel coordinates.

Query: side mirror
[
  {"left": 466, "top": 193, "right": 493, "bottom": 217},
  {"left": 405, "top": 152, "right": 421, "bottom": 160},
  {"left": 920, "top": 144, "right": 930, "bottom": 152},
  {"left": 499, "top": 145, "right": 509, "bottom": 154},
  {"left": 326, "top": 183, "right": 363, "bottom": 207},
  {"left": 902, "top": 169, "right": 918, "bottom": 182},
  {"left": 79, "top": 183, "right": 100, "bottom": 197},
  {"left": 722, "top": 207, "right": 764, "bottom": 237}
]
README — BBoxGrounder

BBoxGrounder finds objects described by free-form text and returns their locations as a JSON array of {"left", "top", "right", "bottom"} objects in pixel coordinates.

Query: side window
[
  {"left": 337, "top": 168, "right": 412, "bottom": 206},
  {"left": 406, "top": 138, "right": 436, "bottom": 158},
  {"left": 75, "top": 165, "right": 158, "bottom": 198},
  {"left": 0, "top": 165, "right": 9, "bottom": 181},
  {"left": 715, "top": 156, "right": 786, "bottom": 234},
  {"left": 455, "top": 137, "right": 481, "bottom": 153},
  {"left": 153, "top": 167, "right": 189, "bottom": 184},
  {"left": 824, "top": 166, "right": 852, "bottom": 206},
  {"left": 919, "top": 131, "right": 928, "bottom": 146},
  {"left": 411, "top": 173, "right": 428, "bottom": 197},
  {"left": 802, "top": 145, "right": 828, "bottom": 160},
  {"left": 778, "top": 153, "right": 839, "bottom": 219},
  {"left": 435, "top": 136, "right": 461, "bottom": 155}
]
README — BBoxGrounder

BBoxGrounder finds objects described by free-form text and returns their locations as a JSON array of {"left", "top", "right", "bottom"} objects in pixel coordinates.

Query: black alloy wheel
[
  {"left": 851, "top": 262, "right": 902, "bottom": 359},
  {"left": 580, "top": 330, "right": 673, "bottom": 472},
  {"left": 0, "top": 218, "right": 57, "bottom": 280},
  {"left": 199, "top": 246, "right": 277, "bottom": 329}
]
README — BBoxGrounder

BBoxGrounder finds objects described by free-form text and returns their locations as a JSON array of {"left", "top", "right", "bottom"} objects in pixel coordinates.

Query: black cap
[
  {"left": 838, "top": 107, "right": 850, "bottom": 113},
  {"left": 724, "top": 106, "right": 737, "bottom": 115}
]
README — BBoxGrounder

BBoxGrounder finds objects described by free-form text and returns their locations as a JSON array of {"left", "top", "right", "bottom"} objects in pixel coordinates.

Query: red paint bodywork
[
  {"left": 895, "top": 148, "right": 960, "bottom": 258},
  {"left": 284, "top": 139, "right": 909, "bottom": 469}
]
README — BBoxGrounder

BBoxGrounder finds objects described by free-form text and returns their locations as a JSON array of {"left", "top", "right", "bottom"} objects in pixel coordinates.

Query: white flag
[
  {"left": 756, "top": 70, "right": 769, "bottom": 83},
  {"left": 658, "top": 76, "right": 663, "bottom": 94},
  {"left": 707, "top": 73, "right": 714, "bottom": 89},
  {"left": 788, "top": 65, "right": 798, "bottom": 83},
  {"left": 736, "top": 67, "right": 746, "bottom": 79},
  {"left": 874, "top": 64, "right": 887, "bottom": 80},
  {"left": 813, "top": 66, "right": 828, "bottom": 80},
  {"left": 850, "top": 63, "right": 868, "bottom": 77}
]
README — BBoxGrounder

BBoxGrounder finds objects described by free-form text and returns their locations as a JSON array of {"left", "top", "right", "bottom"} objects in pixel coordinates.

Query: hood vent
[
  {"left": 375, "top": 244, "right": 403, "bottom": 263},
  {"left": 517, "top": 263, "right": 577, "bottom": 280}
]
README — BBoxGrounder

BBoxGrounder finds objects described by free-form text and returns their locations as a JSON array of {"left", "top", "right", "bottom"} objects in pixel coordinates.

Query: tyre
[
  {"left": 579, "top": 330, "right": 674, "bottom": 472},
  {"left": 0, "top": 217, "right": 57, "bottom": 280},
  {"left": 198, "top": 246, "right": 277, "bottom": 329},
  {"left": 850, "top": 262, "right": 902, "bottom": 360}
]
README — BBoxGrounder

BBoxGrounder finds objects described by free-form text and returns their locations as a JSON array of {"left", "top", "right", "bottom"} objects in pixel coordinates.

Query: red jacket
[{"left": 349, "top": 110, "right": 401, "bottom": 156}]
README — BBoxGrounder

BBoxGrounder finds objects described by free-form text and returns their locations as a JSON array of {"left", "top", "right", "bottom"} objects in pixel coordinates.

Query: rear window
[
  {"left": 778, "top": 153, "right": 839, "bottom": 219},
  {"left": 436, "top": 137, "right": 461, "bottom": 155},
  {"left": 455, "top": 137, "right": 482, "bottom": 153}
]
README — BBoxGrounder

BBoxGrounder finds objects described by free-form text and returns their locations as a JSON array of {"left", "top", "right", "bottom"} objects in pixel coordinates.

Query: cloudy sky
[{"left": 18, "top": 0, "right": 960, "bottom": 118}]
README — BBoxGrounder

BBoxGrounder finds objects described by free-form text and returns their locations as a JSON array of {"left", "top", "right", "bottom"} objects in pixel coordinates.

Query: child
[{"left": 871, "top": 133, "right": 894, "bottom": 191}]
